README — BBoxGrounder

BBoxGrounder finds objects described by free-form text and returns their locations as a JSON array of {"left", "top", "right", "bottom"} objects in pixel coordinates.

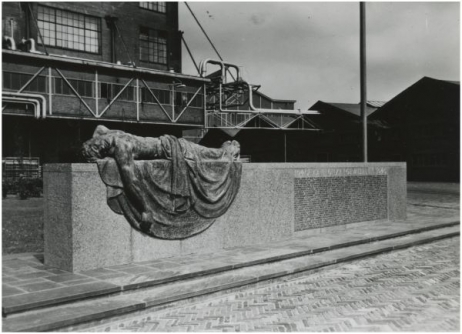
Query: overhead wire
[
  {"left": 113, "top": 21, "right": 136, "bottom": 68},
  {"left": 181, "top": 35, "right": 200, "bottom": 75},
  {"left": 184, "top": 2, "right": 224, "bottom": 62},
  {"left": 184, "top": 2, "right": 236, "bottom": 81}
]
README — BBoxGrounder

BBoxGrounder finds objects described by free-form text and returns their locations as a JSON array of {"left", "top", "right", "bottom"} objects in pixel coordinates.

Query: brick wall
[{"left": 2, "top": 2, "right": 181, "bottom": 72}]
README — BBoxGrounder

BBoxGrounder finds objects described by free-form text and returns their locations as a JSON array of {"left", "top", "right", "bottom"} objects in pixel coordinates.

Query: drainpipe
[
  {"left": 27, "top": 2, "right": 48, "bottom": 55},
  {"left": 105, "top": 16, "right": 118, "bottom": 63},
  {"left": 10, "top": 18, "right": 14, "bottom": 37},
  {"left": 21, "top": 2, "right": 31, "bottom": 39}
]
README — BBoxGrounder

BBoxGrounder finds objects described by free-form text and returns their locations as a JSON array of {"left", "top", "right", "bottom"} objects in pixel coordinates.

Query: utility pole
[{"left": 360, "top": 2, "right": 367, "bottom": 162}]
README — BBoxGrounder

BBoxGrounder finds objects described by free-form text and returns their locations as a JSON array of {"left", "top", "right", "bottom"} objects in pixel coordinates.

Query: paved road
[{"left": 86, "top": 237, "right": 460, "bottom": 332}]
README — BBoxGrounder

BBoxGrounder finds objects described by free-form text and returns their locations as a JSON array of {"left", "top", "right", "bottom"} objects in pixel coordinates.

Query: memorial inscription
[{"left": 294, "top": 175, "right": 388, "bottom": 231}]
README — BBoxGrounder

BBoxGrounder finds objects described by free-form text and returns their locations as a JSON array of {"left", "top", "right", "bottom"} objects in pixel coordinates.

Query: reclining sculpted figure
[{"left": 82, "top": 125, "right": 242, "bottom": 239}]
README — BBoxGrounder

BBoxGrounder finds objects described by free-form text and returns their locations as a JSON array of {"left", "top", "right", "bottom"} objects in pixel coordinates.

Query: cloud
[
  {"left": 250, "top": 14, "right": 266, "bottom": 25},
  {"left": 179, "top": 2, "right": 459, "bottom": 109}
]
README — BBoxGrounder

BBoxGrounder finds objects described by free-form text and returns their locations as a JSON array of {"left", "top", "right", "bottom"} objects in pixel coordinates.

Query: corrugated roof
[
  {"left": 253, "top": 90, "right": 297, "bottom": 103},
  {"left": 321, "top": 102, "right": 378, "bottom": 117},
  {"left": 367, "top": 100, "right": 386, "bottom": 108},
  {"left": 309, "top": 100, "right": 387, "bottom": 118},
  {"left": 370, "top": 76, "right": 459, "bottom": 119}
]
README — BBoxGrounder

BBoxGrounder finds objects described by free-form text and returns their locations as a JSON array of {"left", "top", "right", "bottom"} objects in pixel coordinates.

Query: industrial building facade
[
  {"left": 303, "top": 77, "right": 460, "bottom": 182},
  {"left": 2, "top": 2, "right": 210, "bottom": 168},
  {"left": 369, "top": 77, "right": 460, "bottom": 182},
  {"left": 3, "top": 2, "right": 307, "bottom": 171},
  {"left": 3, "top": 3, "right": 458, "bottom": 181}
]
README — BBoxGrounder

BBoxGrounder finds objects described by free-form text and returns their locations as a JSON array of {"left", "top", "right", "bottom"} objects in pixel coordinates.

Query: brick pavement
[
  {"left": 2, "top": 182, "right": 459, "bottom": 331},
  {"left": 85, "top": 237, "right": 460, "bottom": 332}
]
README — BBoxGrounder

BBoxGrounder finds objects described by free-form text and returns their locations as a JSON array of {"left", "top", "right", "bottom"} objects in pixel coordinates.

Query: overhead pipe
[
  {"left": 199, "top": 58, "right": 241, "bottom": 82},
  {"left": 2, "top": 50, "right": 210, "bottom": 82},
  {"left": 3, "top": 91, "right": 47, "bottom": 118},
  {"left": 3, "top": 36, "right": 16, "bottom": 50},
  {"left": 201, "top": 59, "right": 318, "bottom": 116},
  {"left": 3, "top": 97, "right": 40, "bottom": 119},
  {"left": 184, "top": 2, "right": 237, "bottom": 81},
  {"left": 19, "top": 38, "right": 40, "bottom": 53},
  {"left": 218, "top": 78, "right": 317, "bottom": 115}
]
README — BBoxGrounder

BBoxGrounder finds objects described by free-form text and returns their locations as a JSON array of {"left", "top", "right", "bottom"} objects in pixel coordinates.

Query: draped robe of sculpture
[{"left": 86, "top": 131, "right": 242, "bottom": 239}]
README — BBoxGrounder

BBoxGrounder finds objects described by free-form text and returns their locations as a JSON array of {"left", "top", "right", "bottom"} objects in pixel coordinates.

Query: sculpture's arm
[{"left": 113, "top": 140, "right": 151, "bottom": 222}]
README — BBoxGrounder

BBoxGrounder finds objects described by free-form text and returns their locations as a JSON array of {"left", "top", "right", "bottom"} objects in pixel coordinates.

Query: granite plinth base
[{"left": 44, "top": 162, "right": 406, "bottom": 272}]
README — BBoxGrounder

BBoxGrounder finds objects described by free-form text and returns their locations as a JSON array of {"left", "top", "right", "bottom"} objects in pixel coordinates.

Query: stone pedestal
[{"left": 44, "top": 162, "right": 406, "bottom": 272}]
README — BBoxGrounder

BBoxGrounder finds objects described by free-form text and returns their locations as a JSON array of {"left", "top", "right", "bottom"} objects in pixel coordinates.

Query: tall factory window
[
  {"left": 139, "top": 2, "right": 167, "bottom": 13},
  {"left": 139, "top": 27, "right": 168, "bottom": 64},
  {"left": 37, "top": 5, "right": 101, "bottom": 53}
]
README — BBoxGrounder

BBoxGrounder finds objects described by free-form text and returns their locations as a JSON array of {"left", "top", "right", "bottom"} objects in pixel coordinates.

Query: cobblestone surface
[{"left": 86, "top": 237, "right": 460, "bottom": 332}]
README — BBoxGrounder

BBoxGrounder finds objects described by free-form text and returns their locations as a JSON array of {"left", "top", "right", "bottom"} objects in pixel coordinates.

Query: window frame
[
  {"left": 53, "top": 77, "right": 94, "bottom": 98},
  {"left": 3, "top": 71, "right": 48, "bottom": 93},
  {"left": 101, "top": 82, "right": 136, "bottom": 102},
  {"left": 140, "top": 86, "right": 171, "bottom": 105},
  {"left": 139, "top": 26, "right": 169, "bottom": 65},
  {"left": 139, "top": 2, "right": 167, "bottom": 14},
  {"left": 36, "top": 4, "right": 102, "bottom": 55}
]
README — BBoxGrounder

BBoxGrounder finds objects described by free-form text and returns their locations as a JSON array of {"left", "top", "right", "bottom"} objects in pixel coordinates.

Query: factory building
[{"left": 3, "top": 2, "right": 309, "bottom": 178}]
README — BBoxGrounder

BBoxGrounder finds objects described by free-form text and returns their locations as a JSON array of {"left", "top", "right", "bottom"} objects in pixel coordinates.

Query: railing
[
  {"left": 2, "top": 50, "right": 208, "bottom": 126},
  {"left": 206, "top": 111, "right": 320, "bottom": 130},
  {"left": 2, "top": 157, "right": 42, "bottom": 180}
]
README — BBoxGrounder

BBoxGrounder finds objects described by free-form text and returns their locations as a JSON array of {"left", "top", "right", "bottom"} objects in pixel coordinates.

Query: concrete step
[
  {"left": 2, "top": 224, "right": 459, "bottom": 332},
  {"left": 2, "top": 220, "right": 458, "bottom": 318}
]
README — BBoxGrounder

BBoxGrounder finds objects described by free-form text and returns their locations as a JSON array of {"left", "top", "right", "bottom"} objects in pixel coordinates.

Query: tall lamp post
[{"left": 360, "top": 2, "right": 367, "bottom": 162}]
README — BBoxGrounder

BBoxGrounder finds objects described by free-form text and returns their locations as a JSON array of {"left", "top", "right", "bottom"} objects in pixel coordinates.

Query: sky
[{"left": 178, "top": 2, "right": 460, "bottom": 110}]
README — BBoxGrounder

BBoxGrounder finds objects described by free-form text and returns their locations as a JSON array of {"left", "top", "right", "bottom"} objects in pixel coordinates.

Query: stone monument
[
  {"left": 81, "top": 125, "right": 242, "bottom": 239},
  {"left": 44, "top": 126, "right": 406, "bottom": 271}
]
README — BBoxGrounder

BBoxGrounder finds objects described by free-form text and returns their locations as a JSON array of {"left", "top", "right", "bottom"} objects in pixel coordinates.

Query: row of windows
[
  {"left": 139, "top": 2, "right": 167, "bottom": 13},
  {"left": 36, "top": 4, "right": 168, "bottom": 64},
  {"left": 3, "top": 72, "right": 47, "bottom": 93},
  {"left": 54, "top": 78, "right": 94, "bottom": 98},
  {"left": 3, "top": 72, "right": 203, "bottom": 107},
  {"left": 38, "top": 5, "right": 101, "bottom": 54}
]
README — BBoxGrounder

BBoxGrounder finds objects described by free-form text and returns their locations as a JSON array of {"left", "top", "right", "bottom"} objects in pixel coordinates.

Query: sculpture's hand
[{"left": 141, "top": 211, "right": 151, "bottom": 223}]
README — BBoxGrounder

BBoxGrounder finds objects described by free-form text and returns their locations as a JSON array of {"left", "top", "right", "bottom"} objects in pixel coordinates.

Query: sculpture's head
[
  {"left": 81, "top": 125, "right": 120, "bottom": 162},
  {"left": 221, "top": 140, "right": 240, "bottom": 161}
]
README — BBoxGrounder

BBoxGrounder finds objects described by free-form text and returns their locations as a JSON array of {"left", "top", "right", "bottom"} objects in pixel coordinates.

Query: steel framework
[
  {"left": 199, "top": 59, "right": 320, "bottom": 130},
  {"left": 2, "top": 50, "right": 207, "bottom": 127}
]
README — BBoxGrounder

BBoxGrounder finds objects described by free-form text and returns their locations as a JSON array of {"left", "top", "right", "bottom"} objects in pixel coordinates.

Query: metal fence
[{"left": 2, "top": 157, "right": 42, "bottom": 181}]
